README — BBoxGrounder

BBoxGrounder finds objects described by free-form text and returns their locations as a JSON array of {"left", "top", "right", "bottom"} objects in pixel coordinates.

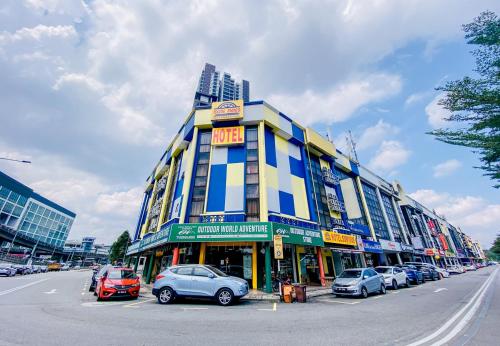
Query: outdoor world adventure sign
[{"left": 170, "top": 222, "right": 272, "bottom": 242}]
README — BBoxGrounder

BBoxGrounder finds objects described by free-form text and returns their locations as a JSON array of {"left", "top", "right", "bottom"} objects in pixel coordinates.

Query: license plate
[
  {"left": 338, "top": 288, "right": 346, "bottom": 292},
  {"left": 118, "top": 290, "right": 126, "bottom": 294}
]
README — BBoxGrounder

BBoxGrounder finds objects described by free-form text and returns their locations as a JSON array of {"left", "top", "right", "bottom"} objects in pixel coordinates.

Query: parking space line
[
  {"left": 317, "top": 299, "right": 360, "bottom": 305},
  {"left": 182, "top": 307, "right": 208, "bottom": 310},
  {"left": 123, "top": 298, "right": 155, "bottom": 308}
]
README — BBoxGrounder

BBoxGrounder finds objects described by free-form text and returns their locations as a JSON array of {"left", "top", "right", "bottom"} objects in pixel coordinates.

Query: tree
[
  {"left": 109, "top": 230, "right": 131, "bottom": 264},
  {"left": 491, "top": 234, "right": 500, "bottom": 257},
  {"left": 429, "top": 11, "right": 500, "bottom": 188}
]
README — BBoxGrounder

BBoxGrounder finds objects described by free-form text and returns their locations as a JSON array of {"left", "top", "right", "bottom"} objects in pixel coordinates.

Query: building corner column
[
  {"left": 317, "top": 247, "right": 326, "bottom": 287},
  {"left": 172, "top": 247, "right": 180, "bottom": 265}
]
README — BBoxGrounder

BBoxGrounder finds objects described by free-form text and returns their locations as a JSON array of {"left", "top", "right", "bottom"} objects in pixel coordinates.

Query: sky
[{"left": 0, "top": 0, "right": 498, "bottom": 248}]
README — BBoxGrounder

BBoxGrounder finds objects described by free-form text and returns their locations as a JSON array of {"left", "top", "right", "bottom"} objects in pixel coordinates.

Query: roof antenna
[
  {"left": 347, "top": 130, "right": 359, "bottom": 163},
  {"left": 326, "top": 127, "right": 333, "bottom": 143}
]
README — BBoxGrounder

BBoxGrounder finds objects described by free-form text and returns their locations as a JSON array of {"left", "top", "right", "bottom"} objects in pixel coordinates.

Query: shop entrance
[
  {"left": 386, "top": 253, "right": 400, "bottom": 265},
  {"left": 205, "top": 243, "right": 254, "bottom": 286}
]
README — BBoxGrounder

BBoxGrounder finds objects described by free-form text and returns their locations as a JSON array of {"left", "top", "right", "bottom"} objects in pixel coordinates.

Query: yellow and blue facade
[{"left": 126, "top": 99, "right": 483, "bottom": 291}]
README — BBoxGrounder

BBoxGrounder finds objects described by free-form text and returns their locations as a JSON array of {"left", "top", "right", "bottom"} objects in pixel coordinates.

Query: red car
[{"left": 95, "top": 267, "right": 140, "bottom": 301}]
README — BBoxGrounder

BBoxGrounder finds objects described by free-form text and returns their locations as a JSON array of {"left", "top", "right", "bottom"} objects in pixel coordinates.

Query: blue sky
[{"left": 0, "top": 0, "right": 498, "bottom": 247}]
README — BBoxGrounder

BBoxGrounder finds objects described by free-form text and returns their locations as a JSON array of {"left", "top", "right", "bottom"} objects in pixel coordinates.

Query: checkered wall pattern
[
  {"left": 264, "top": 126, "right": 310, "bottom": 220},
  {"left": 206, "top": 146, "right": 246, "bottom": 213}
]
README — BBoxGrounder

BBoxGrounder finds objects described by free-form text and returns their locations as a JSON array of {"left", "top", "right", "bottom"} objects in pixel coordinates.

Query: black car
[
  {"left": 89, "top": 265, "right": 115, "bottom": 292},
  {"left": 396, "top": 264, "right": 424, "bottom": 284},
  {"left": 412, "top": 264, "right": 440, "bottom": 281}
]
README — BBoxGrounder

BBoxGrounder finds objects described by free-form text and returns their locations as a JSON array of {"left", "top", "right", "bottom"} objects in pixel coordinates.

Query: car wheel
[
  {"left": 158, "top": 287, "right": 175, "bottom": 304},
  {"left": 380, "top": 284, "right": 386, "bottom": 295},
  {"left": 438, "top": 273, "right": 442, "bottom": 280},
  {"left": 96, "top": 291, "right": 102, "bottom": 301},
  {"left": 432, "top": 274, "right": 437, "bottom": 281},
  {"left": 392, "top": 280, "right": 398, "bottom": 290},
  {"left": 360, "top": 286, "right": 368, "bottom": 298},
  {"left": 217, "top": 288, "right": 234, "bottom": 306},
  {"left": 405, "top": 278, "right": 410, "bottom": 288}
]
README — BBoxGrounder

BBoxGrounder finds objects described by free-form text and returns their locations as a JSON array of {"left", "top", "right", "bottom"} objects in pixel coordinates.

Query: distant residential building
[
  {"left": 193, "top": 63, "right": 250, "bottom": 107},
  {"left": 0, "top": 170, "right": 75, "bottom": 252}
]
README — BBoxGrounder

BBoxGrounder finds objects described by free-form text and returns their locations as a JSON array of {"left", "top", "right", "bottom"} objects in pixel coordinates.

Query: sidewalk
[{"left": 140, "top": 282, "right": 331, "bottom": 302}]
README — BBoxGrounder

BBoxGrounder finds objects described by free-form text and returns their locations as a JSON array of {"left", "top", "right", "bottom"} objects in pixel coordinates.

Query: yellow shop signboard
[
  {"left": 322, "top": 231, "right": 357, "bottom": 246},
  {"left": 211, "top": 100, "right": 244, "bottom": 121}
]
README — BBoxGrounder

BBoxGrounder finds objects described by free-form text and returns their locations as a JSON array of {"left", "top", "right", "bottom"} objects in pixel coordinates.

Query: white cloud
[
  {"left": 433, "top": 159, "right": 462, "bottom": 178},
  {"left": 368, "top": 140, "right": 411, "bottom": 172},
  {"left": 0, "top": 25, "right": 76, "bottom": 43},
  {"left": 268, "top": 73, "right": 402, "bottom": 126},
  {"left": 405, "top": 91, "right": 431, "bottom": 107},
  {"left": 425, "top": 93, "right": 451, "bottom": 128},
  {"left": 409, "top": 189, "right": 500, "bottom": 248},
  {"left": 357, "top": 120, "right": 400, "bottom": 150},
  {"left": 0, "top": 142, "right": 142, "bottom": 244}
]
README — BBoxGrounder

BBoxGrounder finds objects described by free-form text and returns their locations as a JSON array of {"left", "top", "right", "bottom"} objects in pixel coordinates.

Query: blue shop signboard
[{"left": 362, "top": 240, "right": 383, "bottom": 254}]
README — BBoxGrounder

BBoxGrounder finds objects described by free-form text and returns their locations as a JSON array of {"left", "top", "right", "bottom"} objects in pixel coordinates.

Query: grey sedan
[
  {"left": 332, "top": 268, "right": 386, "bottom": 298},
  {"left": 0, "top": 263, "right": 17, "bottom": 277},
  {"left": 152, "top": 264, "right": 249, "bottom": 306}
]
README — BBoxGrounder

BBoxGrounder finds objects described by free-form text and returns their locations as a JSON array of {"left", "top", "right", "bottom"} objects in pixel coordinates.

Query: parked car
[
  {"left": 405, "top": 262, "right": 440, "bottom": 281},
  {"left": 332, "top": 268, "right": 386, "bottom": 298},
  {"left": 0, "top": 262, "right": 17, "bottom": 277},
  {"left": 89, "top": 265, "right": 112, "bottom": 292},
  {"left": 464, "top": 264, "right": 477, "bottom": 271},
  {"left": 153, "top": 264, "right": 249, "bottom": 306},
  {"left": 95, "top": 267, "right": 140, "bottom": 301},
  {"left": 32, "top": 265, "right": 41, "bottom": 274},
  {"left": 48, "top": 262, "right": 61, "bottom": 271},
  {"left": 396, "top": 264, "right": 424, "bottom": 284},
  {"left": 375, "top": 266, "right": 410, "bottom": 289},
  {"left": 60, "top": 265, "right": 70, "bottom": 271},
  {"left": 40, "top": 265, "right": 48, "bottom": 273},
  {"left": 73, "top": 265, "right": 81, "bottom": 270},
  {"left": 433, "top": 266, "right": 450, "bottom": 278},
  {"left": 447, "top": 265, "right": 465, "bottom": 275},
  {"left": 12, "top": 264, "right": 29, "bottom": 275}
]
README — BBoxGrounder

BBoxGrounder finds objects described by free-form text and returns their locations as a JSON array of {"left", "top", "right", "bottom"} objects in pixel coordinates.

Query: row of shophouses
[{"left": 126, "top": 100, "right": 486, "bottom": 292}]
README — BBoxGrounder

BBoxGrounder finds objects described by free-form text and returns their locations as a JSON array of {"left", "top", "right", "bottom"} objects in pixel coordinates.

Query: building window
[
  {"left": 187, "top": 131, "right": 212, "bottom": 223},
  {"left": 335, "top": 169, "right": 368, "bottom": 226},
  {"left": 245, "top": 127, "right": 260, "bottom": 221},
  {"left": 309, "top": 157, "right": 334, "bottom": 229},
  {"left": 380, "top": 193, "right": 403, "bottom": 242},
  {"left": 361, "top": 182, "right": 390, "bottom": 240}
]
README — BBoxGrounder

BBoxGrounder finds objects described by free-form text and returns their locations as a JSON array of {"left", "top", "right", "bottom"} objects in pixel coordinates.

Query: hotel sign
[
  {"left": 170, "top": 222, "right": 272, "bottom": 242},
  {"left": 322, "top": 231, "right": 357, "bottom": 246},
  {"left": 211, "top": 100, "right": 244, "bottom": 121},
  {"left": 211, "top": 126, "right": 245, "bottom": 146}
]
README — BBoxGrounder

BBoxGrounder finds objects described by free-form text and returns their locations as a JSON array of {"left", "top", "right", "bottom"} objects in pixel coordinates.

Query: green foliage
[
  {"left": 429, "top": 11, "right": 500, "bottom": 187},
  {"left": 109, "top": 230, "right": 131, "bottom": 264},
  {"left": 490, "top": 234, "right": 500, "bottom": 256}
]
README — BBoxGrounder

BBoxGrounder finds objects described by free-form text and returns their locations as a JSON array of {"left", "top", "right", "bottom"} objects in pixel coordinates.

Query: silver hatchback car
[
  {"left": 152, "top": 264, "right": 249, "bottom": 306},
  {"left": 332, "top": 268, "right": 386, "bottom": 298}
]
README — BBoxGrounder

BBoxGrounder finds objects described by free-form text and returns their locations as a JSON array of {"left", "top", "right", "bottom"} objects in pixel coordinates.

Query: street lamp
[{"left": 0, "top": 157, "right": 31, "bottom": 164}]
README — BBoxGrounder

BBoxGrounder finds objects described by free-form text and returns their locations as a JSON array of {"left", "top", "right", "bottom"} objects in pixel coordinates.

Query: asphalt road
[{"left": 0, "top": 266, "right": 498, "bottom": 346}]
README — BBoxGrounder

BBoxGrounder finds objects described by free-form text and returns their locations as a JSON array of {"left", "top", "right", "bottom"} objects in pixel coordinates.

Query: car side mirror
[
  {"left": 363, "top": 275, "right": 369, "bottom": 280},
  {"left": 208, "top": 273, "right": 215, "bottom": 279}
]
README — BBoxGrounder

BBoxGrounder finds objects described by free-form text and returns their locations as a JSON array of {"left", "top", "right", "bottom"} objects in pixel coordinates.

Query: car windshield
[
  {"left": 108, "top": 270, "right": 137, "bottom": 279},
  {"left": 375, "top": 267, "right": 392, "bottom": 274},
  {"left": 339, "top": 270, "right": 362, "bottom": 278},
  {"left": 205, "top": 266, "right": 228, "bottom": 277}
]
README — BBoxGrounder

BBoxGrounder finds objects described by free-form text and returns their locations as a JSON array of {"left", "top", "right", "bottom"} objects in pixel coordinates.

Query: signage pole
[{"left": 264, "top": 243, "right": 272, "bottom": 293}]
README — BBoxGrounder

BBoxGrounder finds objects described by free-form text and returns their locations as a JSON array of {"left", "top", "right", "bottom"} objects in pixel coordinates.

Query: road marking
[
  {"left": 44, "top": 289, "right": 57, "bottom": 294},
  {"left": 431, "top": 269, "right": 498, "bottom": 346},
  {"left": 81, "top": 301, "right": 129, "bottom": 307},
  {"left": 317, "top": 299, "right": 360, "bottom": 305},
  {"left": 434, "top": 288, "right": 448, "bottom": 293},
  {"left": 373, "top": 296, "right": 382, "bottom": 299},
  {"left": 123, "top": 298, "right": 155, "bottom": 308},
  {"left": 182, "top": 307, "right": 208, "bottom": 310},
  {"left": 389, "top": 291, "right": 400, "bottom": 294},
  {"left": 0, "top": 279, "right": 49, "bottom": 296},
  {"left": 272, "top": 302, "right": 277, "bottom": 311},
  {"left": 408, "top": 268, "right": 498, "bottom": 346}
]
